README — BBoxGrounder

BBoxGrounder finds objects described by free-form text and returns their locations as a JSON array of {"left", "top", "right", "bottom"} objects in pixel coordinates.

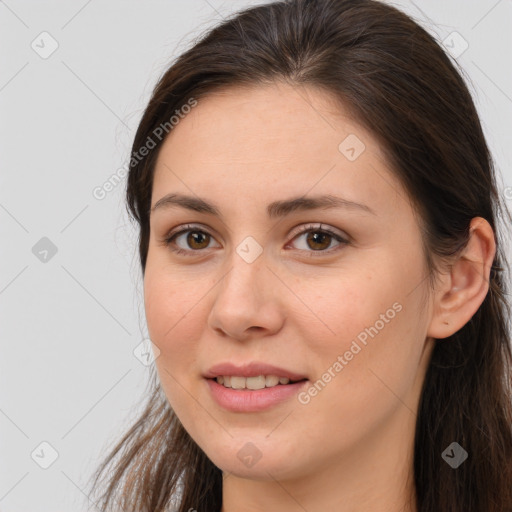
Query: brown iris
[
  {"left": 306, "top": 231, "right": 332, "bottom": 251},
  {"left": 186, "top": 231, "right": 210, "bottom": 250}
]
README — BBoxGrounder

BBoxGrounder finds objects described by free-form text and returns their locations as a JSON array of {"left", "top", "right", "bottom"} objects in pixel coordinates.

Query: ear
[{"left": 427, "top": 217, "right": 496, "bottom": 339}]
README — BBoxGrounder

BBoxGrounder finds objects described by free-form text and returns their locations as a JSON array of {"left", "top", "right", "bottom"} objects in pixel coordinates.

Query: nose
[{"left": 207, "top": 248, "right": 285, "bottom": 341}]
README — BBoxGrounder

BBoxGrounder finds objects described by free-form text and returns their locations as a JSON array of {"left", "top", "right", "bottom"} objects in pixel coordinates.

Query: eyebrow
[{"left": 150, "top": 193, "right": 376, "bottom": 218}]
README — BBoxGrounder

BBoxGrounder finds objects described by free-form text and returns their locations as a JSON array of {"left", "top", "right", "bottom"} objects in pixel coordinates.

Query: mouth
[
  {"left": 204, "top": 362, "right": 308, "bottom": 383},
  {"left": 207, "top": 375, "right": 308, "bottom": 390},
  {"left": 205, "top": 375, "right": 309, "bottom": 412},
  {"left": 203, "top": 362, "right": 309, "bottom": 411}
]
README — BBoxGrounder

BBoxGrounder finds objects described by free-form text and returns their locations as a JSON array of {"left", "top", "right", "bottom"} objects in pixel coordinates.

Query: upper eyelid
[
  {"left": 166, "top": 223, "right": 220, "bottom": 243},
  {"left": 288, "top": 222, "right": 346, "bottom": 240},
  {"left": 166, "top": 222, "right": 348, "bottom": 245}
]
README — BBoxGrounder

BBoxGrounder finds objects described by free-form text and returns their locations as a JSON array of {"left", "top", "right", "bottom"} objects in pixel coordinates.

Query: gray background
[{"left": 1, "top": 1, "right": 511, "bottom": 511}]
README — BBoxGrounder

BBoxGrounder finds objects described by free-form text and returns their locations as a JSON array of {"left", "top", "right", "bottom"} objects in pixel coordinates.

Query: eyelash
[{"left": 161, "top": 223, "right": 349, "bottom": 258}]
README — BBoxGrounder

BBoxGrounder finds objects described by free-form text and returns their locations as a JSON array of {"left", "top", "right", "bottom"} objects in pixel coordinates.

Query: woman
[{"left": 87, "top": 0, "right": 512, "bottom": 510}]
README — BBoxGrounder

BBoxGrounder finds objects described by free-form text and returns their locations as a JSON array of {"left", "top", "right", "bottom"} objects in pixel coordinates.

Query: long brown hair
[{"left": 86, "top": 0, "right": 512, "bottom": 510}]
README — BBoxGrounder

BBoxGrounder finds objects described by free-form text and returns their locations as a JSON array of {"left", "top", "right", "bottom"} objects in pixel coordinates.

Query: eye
[
  {"left": 285, "top": 223, "right": 349, "bottom": 256},
  {"left": 160, "top": 223, "right": 349, "bottom": 257},
  {"left": 161, "top": 224, "right": 220, "bottom": 256}
]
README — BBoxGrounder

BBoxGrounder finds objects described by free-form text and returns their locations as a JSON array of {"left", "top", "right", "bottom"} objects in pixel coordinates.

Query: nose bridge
[
  {"left": 207, "top": 235, "right": 284, "bottom": 338},
  {"left": 220, "top": 237, "right": 266, "bottom": 301}
]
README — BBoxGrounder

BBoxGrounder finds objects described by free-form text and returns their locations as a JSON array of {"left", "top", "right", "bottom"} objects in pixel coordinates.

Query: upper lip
[{"left": 204, "top": 362, "right": 308, "bottom": 381}]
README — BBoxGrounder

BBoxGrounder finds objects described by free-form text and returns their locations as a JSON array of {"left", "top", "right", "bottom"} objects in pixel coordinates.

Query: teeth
[
  {"left": 265, "top": 375, "right": 280, "bottom": 387},
  {"left": 230, "top": 376, "right": 246, "bottom": 389},
  {"left": 215, "top": 375, "right": 293, "bottom": 389}
]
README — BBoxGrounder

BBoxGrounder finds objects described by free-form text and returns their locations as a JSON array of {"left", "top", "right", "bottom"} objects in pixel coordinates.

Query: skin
[{"left": 143, "top": 81, "right": 496, "bottom": 512}]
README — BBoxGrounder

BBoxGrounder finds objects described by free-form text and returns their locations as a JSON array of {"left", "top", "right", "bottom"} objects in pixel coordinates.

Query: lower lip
[{"left": 205, "top": 378, "right": 308, "bottom": 412}]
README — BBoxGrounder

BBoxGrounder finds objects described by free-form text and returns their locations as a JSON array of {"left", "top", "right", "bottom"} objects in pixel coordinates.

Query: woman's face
[{"left": 144, "top": 82, "right": 436, "bottom": 484}]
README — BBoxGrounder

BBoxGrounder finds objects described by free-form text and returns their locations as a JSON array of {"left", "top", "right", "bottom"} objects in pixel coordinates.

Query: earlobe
[{"left": 427, "top": 217, "right": 496, "bottom": 340}]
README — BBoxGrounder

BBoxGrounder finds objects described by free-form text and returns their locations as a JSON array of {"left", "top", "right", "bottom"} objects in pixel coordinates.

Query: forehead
[
  {"left": 160, "top": 81, "right": 380, "bottom": 158},
  {"left": 151, "top": 81, "right": 404, "bottom": 218}
]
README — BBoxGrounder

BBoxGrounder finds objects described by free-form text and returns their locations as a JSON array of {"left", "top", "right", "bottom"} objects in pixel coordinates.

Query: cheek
[
  {"left": 292, "top": 268, "right": 394, "bottom": 356},
  {"left": 294, "top": 259, "right": 422, "bottom": 391},
  {"left": 143, "top": 267, "right": 204, "bottom": 366},
  {"left": 143, "top": 271, "right": 206, "bottom": 416}
]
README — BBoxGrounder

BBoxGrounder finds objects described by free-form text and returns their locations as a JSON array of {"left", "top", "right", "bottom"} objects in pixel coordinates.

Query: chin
[{"left": 201, "top": 438, "right": 306, "bottom": 482}]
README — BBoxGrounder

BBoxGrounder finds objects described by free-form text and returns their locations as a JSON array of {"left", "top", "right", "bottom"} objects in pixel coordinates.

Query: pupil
[
  {"left": 189, "top": 232, "right": 208, "bottom": 249},
  {"left": 308, "top": 232, "right": 330, "bottom": 250}
]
